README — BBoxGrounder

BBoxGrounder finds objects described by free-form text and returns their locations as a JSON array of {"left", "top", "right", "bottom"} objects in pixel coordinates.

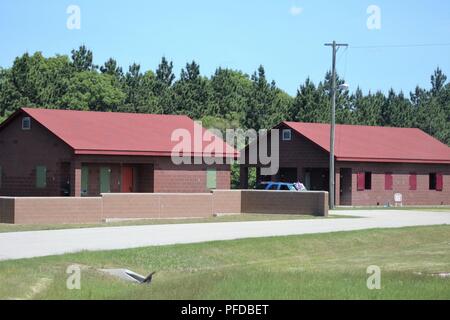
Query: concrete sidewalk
[{"left": 0, "top": 210, "right": 449, "bottom": 261}]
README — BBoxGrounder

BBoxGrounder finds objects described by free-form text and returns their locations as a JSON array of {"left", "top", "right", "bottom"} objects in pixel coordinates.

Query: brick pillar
[
  {"left": 70, "top": 160, "right": 82, "bottom": 197},
  {"left": 240, "top": 166, "right": 248, "bottom": 189}
]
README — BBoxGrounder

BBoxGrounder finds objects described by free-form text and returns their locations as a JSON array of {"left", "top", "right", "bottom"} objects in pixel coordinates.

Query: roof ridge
[
  {"left": 283, "top": 121, "right": 420, "bottom": 130},
  {"left": 21, "top": 107, "right": 188, "bottom": 118}
]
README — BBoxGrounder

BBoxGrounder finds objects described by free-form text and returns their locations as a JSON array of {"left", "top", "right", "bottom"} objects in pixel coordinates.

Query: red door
[{"left": 121, "top": 166, "right": 134, "bottom": 193}]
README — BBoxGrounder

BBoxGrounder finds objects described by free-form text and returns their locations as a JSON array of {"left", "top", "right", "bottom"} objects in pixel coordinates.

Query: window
[
  {"left": 429, "top": 173, "right": 443, "bottom": 191},
  {"left": 357, "top": 172, "right": 372, "bottom": 191},
  {"left": 282, "top": 129, "right": 292, "bottom": 141},
  {"left": 0, "top": 165, "right": 2, "bottom": 188},
  {"left": 429, "top": 173, "right": 437, "bottom": 190},
  {"left": 22, "top": 117, "right": 31, "bottom": 130},
  {"left": 385, "top": 173, "right": 393, "bottom": 190},
  {"left": 36, "top": 166, "right": 47, "bottom": 188},
  {"left": 409, "top": 173, "right": 417, "bottom": 190},
  {"left": 365, "top": 172, "right": 372, "bottom": 190},
  {"left": 207, "top": 168, "right": 217, "bottom": 189}
]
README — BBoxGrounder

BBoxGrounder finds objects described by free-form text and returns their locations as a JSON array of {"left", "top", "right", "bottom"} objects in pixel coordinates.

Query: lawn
[
  {"left": 0, "top": 225, "right": 449, "bottom": 300},
  {"left": 0, "top": 213, "right": 345, "bottom": 233}
]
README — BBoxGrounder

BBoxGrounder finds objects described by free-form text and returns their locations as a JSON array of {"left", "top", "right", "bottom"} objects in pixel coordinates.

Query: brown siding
[
  {"left": 277, "top": 125, "right": 329, "bottom": 172},
  {"left": 242, "top": 123, "right": 329, "bottom": 182}
]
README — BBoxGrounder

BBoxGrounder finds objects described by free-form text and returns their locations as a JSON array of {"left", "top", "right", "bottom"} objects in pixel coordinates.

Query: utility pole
[{"left": 324, "top": 41, "right": 348, "bottom": 209}]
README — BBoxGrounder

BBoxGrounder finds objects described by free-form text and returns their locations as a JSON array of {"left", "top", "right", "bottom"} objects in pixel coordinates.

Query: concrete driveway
[{"left": 0, "top": 210, "right": 449, "bottom": 261}]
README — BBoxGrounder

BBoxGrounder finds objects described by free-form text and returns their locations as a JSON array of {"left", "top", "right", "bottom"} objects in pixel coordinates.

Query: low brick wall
[
  {"left": 212, "top": 190, "right": 242, "bottom": 215},
  {"left": 101, "top": 194, "right": 160, "bottom": 219},
  {"left": 241, "top": 190, "right": 328, "bottom": 216},
  {"left": 102, "top": 193, "right": 212, "bottom": 219},
  {"left": 0, "top": 197, "right": 102, "bottom": 224},
  {"left": 0, "top": 198, "right": 15, "bottom": 224},
  {"left": 0, "top": 190, "right": 329, "bottom": 224}
]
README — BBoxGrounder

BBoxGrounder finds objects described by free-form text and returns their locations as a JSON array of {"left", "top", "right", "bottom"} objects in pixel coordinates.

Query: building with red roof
[
  {"left": 240, "top": 121, "right": 450, "bottom": 206},
  {"left": 0, "top": 108, "right": 237, "bottom": 196}
]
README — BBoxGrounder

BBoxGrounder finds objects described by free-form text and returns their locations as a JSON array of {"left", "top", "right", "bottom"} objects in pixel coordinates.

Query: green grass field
[
  {"left": 0, "top": 225, "right": 449, "bottom": 300},
  {"left": 0, "top": 213, "right": 346, "bottom": 233}
]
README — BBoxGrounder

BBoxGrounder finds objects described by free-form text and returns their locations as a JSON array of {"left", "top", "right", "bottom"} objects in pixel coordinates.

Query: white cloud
[{"left": 289, "top": 5, "right": 303, "bottom": 16}]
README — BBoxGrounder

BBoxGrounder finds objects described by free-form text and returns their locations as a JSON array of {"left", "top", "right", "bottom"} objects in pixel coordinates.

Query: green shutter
[
  {"left": 207, "top": 168, "right": 217, "bottom": 190},
  {"left": 81, "top": 166, "right": 89, "bottom": 196},
  {"left": 0, "top": 166, "right": 2, "bottom": 188},
  {"left": 36, "top": 166, "right": 47, "bottom": 188},
  {"left": 100, "top": 167, "right": 111, "bottom": 193}
]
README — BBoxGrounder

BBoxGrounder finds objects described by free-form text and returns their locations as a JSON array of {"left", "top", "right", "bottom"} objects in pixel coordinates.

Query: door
[
  {"left": 121, "top": 166, "right": 134, "bottom": 193},
  {"left": 340, "top": 168, "right": 352, "bottom": 205},
  {"left": 100, "top": 167, "right": 111, "bottom": 193},
  {"left": 81, "top": 166, "right": 89, "bottom": 196}
]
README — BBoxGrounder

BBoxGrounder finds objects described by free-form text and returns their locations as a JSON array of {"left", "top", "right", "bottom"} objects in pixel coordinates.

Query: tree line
[{"left": 0, "top": 45, "right": 449, "bottom": 146}]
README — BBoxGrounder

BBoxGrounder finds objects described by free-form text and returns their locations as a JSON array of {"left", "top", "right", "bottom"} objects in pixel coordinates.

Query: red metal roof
[
  {"left": 19, "top": 108, "right": 237, "bottom": 157},
  {"left": 283, "top": 122, "right": 450, "bottom": 164}
]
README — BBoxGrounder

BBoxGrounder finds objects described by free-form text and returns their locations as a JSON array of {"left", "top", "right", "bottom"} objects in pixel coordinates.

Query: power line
[{"left": 351, "top": 43, "right": 450, "bottom": 49}]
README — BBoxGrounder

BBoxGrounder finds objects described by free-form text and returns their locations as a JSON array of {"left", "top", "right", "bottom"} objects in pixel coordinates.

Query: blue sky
[{"left": 0, "top": 0, "right": 449, "bottom": 96}]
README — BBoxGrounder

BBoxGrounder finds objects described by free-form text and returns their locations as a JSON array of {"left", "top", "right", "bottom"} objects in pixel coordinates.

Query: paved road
[{"left": 0, "top": 210, "right": 449, "bottom": 261}]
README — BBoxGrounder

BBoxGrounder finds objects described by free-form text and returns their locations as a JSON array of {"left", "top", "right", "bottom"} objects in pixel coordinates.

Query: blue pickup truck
[{"left": 256, "top": 182, "right": 303, "bottom": 191}]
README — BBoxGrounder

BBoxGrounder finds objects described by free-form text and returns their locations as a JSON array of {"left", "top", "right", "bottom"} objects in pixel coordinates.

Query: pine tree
[
  {"left": 71, "top": 45, "right": 97, "bottom": 72},
  {"left": 100, "top": 58, "right": 123, "bottom": 78},
  {"left": 292, "top": 78, "right": 329, "bottom": 123},
  {"left": 156, "top": 56, "right": 175, "bottom": 87}
]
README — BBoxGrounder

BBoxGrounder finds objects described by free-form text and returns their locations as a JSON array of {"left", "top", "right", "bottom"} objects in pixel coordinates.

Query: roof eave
[
  {"left": 74, "top": 149, "right": 238, "bottom": 158},
  {"left": 337, "top": 157, "right": 450, "bottom": 164}
]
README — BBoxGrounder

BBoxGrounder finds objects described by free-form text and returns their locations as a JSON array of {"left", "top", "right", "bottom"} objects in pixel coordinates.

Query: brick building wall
[
  {"left": 241, "top": 125, "right": 450, "bottom": 206},
  {"left": 0, "top": 115, "right": 72, "bottom": 196},
  {"left": 75, "top": 155, "right": 231, "bottom": 195},
  {"left": 336, "top": 162, "right": 450, "bottom": 206},
  {"left": 276, "top": 124, "right": 330, "bottom": 179},
  {"left": 0, "top": 115, "right": 232, "bottom": 196},
  {"left": 240, "top": 123, "right": 329, "bottom": 186},
  {"left": 153, "top": 157, "right": 231, "bottom": 193}
]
